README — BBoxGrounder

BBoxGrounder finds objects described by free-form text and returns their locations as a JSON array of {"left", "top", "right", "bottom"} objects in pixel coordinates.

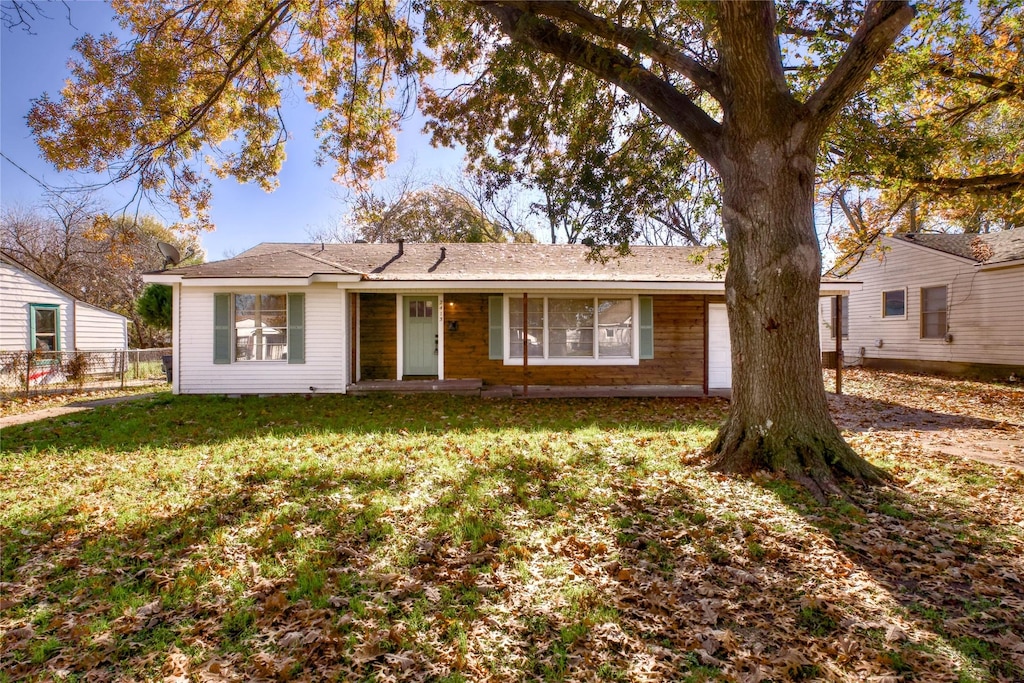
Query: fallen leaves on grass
[{"left": 1, "top": 370, "right": 1022, "bottom": 680}]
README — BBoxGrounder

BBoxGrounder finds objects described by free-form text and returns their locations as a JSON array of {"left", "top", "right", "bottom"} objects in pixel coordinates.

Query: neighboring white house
[
  {"left": 144, "top": 241, "right": 854, "bottom": 396},
  {"left": 820, "top": 232, "right": 1024, "bottom": 379},
  {"left": 1, "top": 250, "right": 129, "bottom": 352}
]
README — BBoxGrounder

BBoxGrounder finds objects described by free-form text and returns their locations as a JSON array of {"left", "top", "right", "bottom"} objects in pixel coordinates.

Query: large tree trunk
[{"left": 707, "top": 132, "right": 888, "bottom": 499}]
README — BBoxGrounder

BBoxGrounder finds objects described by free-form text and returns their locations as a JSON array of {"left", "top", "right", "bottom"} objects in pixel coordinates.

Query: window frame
[
  {"left": 233, "top": 293, "right": 289, "bottom": 362},
  {"left": 29, "top": 303, "right": 61, "bottom": 352},
  {"left": 881, "top": 288, "right": 907, "bottom": 319},
  {"left": 920, "top": 285, "right": 948, "bottom": 340},
  {"left": 502, "top": 294, "right": 641, "bottom": 366},
  {"left": 214, "top": 292, "right": 304, "bottom": 364}
]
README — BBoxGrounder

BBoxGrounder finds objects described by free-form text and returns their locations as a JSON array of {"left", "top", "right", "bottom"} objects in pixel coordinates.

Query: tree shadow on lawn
[
  {"left": 829, "top": 393, "right": 1019, "bottom": 432},
  {"left": 761, "top": 467, "right": 1024, "bottom": 683},
  {"left": 7, "top": 433, "right": 998, "bottom": 682},
  {"left": 4, "top": 391, "right": 1022, "bottom": 680}
]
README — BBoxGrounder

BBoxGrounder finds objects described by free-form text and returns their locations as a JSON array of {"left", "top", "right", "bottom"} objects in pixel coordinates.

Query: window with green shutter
[{"left": 214, "top": 292, "right": 305, "bottom": 363}]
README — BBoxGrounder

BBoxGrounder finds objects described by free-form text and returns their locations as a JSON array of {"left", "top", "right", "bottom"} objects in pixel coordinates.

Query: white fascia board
[
  {"left": 349, "top": 280, "right": 727, "bottom": 293},
  {"left": 177, "top": 277, "right": 313, "bottom": 287},
  {"left": 978, "top": 258, "right": 1024, "bottom": 272},
  {"left": 141, "top": 272, "right": 182, "bottom": 284},
  {"left": 820, "top": 282, "right": 862, "bottom": 295},
  {"left": 312, "top": 273, "right": 363, "bottom": 283}
]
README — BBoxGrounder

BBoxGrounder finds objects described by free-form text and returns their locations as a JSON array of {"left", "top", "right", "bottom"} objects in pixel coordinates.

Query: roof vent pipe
[
  {"left": 440, "top": 246, "right": 446, "bottom": 259},
  {"left": 397, "top": 238, "right": 404, "bottom": 255}
]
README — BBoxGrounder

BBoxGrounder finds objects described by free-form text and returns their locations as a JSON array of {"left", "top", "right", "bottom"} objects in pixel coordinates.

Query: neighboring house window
[
  {"left": 830, "top": 295, "right": 849, "bottom": 339},
  {"left": 29, "top": 304, "right": 60, "bottom": 352},
  {"left": 881, "top": 289, "right": 906, "bottom": 318},
  {"left": 213, "top": 293, "right": 304, "bottom": 364},
  {"left": 499, "top": 295, "right": 647, "bottom": 365},
  {"left": 921, "top": 286, "right": 948, "bottom": 339}
]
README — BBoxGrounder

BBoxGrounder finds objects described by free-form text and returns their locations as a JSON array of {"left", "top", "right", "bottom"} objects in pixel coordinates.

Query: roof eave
[{"left": 977, "top": 257, "right": 1024, "bottom": 271}]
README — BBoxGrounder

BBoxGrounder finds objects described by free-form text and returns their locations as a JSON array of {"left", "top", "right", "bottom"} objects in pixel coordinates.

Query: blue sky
[{"left": 0, "top": 1, "right": 466, "bottom": 260}]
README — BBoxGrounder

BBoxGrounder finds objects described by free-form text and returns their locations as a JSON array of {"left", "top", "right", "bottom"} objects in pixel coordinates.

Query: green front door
[{"left": 403, "top": 296, "right": 438, "bottom": 376}]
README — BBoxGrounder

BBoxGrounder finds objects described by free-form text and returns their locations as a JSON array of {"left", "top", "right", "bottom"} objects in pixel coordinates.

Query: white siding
[
  {"left": 177, "top": 284, "right": 348, "bottom": 394},
  {"left": 821, "top": 239, "right": 1024, "bottom": 367},
  {"left": 1, "top": 258, "right": 74, "bottom": 351},
  {"left": 76, "top": 303, "right": 128, "bottom": 350}
]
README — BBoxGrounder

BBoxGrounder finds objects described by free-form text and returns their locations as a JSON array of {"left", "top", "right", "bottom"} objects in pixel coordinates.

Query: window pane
[
  {"left": 35, "top": 308, "right": 56, "bottom": 334},
  {"left": 598, "top": 299, "right": 633, "bottom": 357},
  {"left": 234, "top": 293, "right": 287, "bottom": 361},
  {"left": 882, "top": 290, "right": 905, "bottom": 317},
  {"left": 921, "top": 286, "right": 947, "bottom": 339},
  {"left": 548, "top": 298, "right": 594, "bottom": 358},
  {"left": 509, "top": 297, "right": 544, "bottom": 357}
]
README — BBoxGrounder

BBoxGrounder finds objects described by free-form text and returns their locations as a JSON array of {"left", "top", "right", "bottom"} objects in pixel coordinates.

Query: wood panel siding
[
  {"left": 820, "top": 239, "right": 1024, "bottom": 370},
  {"left": 359, "top": 293, "right": 397, "bottom": 380},
  {"left": 442, "top": 293, "right": 707, "bottom": 386}
]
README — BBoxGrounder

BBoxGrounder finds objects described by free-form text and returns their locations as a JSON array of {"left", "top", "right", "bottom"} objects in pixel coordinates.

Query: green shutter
[
  {"left": 287, "top": 293, "right": 305, "bottom": 364},
  {"left": 639, "top": 296, "right": 654, "bottom": 360},
  {"left": 213, "top": 293, "right": 231, "bottom": 364},
  {"left": 488, "top": 296, "right": 503, "bottom": 360}
]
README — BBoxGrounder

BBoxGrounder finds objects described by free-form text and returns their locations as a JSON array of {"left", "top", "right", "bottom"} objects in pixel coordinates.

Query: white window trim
[
  {"left": 502, "top": 294, "right": 640, "bottom": 366},
  {"left": 880, "top": 287, "right": 908, "bottom": 320}
]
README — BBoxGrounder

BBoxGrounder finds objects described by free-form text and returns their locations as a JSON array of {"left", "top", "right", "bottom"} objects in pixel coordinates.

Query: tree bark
[{"left": 707, "top": 130, "right": 888, "bottom": 499}]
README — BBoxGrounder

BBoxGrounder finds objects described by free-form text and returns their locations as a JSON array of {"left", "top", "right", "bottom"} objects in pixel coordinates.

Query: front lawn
[{"left": 2, "top": 373, "right": 1022, "bottom": 681}]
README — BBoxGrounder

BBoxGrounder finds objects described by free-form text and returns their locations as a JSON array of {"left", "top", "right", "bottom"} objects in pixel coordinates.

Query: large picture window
[
  {"left": 506, "top": 296, "right": 636, "bottom": 364},
  {"left": 921, "top": 286, "right": 948, "bottom": 339}
]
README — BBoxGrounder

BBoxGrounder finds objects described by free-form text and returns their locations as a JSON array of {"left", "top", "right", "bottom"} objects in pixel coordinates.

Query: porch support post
[
  {"left": 172, "top": 283, "right": 181, "bottom": 395},
  {"left": 437, "top": 293, "right": 445, "bottom": 380},
  {"left": 703, "top": 296, "right": 710, "bottom": 396},
  {"left": 834, "top": 294, "right": 843, "bottom": 395},
  {"left": 396, "top": 294, "right": 404, "bottom": 381},
  {"left": 339, "top": 288, "right": 349, "bottom": 393},
  {"left": 523, "top": 292, "right": 528, "bottom": 397}
]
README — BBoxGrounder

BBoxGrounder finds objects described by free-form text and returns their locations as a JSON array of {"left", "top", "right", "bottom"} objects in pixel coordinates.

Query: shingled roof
[
  {"left": 894, "top": 231, "right": 1024, "bottom": 264},
  {"left": 160, "top": 242, "right": 730, "bottom": 282}
]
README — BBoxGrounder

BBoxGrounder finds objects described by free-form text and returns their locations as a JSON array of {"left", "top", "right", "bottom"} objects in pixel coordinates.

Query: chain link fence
[{"left": 0, "top": 348, "right": 172, "bottom": 397}]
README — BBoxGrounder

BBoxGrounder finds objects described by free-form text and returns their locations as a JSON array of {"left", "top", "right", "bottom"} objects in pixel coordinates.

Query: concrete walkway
[{"left": 0, "top": 393, "right": 162, "bottom": 428}]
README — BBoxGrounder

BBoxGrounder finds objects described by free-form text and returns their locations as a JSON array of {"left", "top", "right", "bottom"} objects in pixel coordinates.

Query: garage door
[{"left": 707, "top": 304, "right": 731, "bottom": 390}]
